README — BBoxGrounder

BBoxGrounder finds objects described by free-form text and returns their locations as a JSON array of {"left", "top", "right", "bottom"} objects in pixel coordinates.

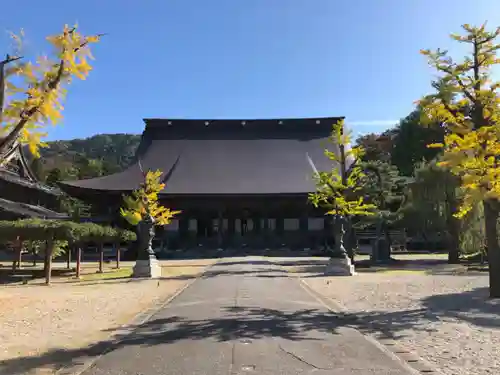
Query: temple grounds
[{"left": 0, "top": 259, "right": 216, "bottom": 374}]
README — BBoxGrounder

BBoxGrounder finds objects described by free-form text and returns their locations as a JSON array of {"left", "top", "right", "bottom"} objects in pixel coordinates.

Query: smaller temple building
[
  {"left": 59, "top": 117, "right": 350, "bottom": 250},
  {"left": 0, "top": 141, "right": 66, "bottom": 221}
]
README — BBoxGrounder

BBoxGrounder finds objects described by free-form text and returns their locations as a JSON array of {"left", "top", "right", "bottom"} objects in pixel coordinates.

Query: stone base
[
  {"left": 324, "top": 256, "right": 356, "bottom": 276},
  {"left": 132, "top": 258, "right": 162, "bottom": 278}
]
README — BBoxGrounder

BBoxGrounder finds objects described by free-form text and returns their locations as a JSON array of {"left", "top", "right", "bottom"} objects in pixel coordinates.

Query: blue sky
[{"left": 1, "top": 0, "right": 499, "bottom": 140}]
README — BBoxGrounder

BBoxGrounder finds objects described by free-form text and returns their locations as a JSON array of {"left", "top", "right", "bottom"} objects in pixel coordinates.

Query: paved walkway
[{"left": 81, "top": 257, "right": 415, "bottom": 375}]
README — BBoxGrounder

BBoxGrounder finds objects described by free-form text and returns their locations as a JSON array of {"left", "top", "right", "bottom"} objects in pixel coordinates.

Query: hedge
[{"left": 0, "top": 219, "right": 136, "bottom": 244}]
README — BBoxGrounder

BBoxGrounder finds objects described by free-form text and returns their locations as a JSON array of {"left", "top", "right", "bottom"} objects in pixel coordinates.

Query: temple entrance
[
  {"left": 172, "top": 209, "right": 331, "bottom": 252},
  {"left": 197, "top": 217, "right": 215, "bottom": 239}
]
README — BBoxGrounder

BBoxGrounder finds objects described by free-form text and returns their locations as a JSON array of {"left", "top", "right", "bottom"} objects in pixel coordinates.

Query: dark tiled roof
[
  {"left": 60, "top": 117, "right": 352, "bottom": 195},
  {"left": 0, "top": 198, "right": 68, "bottom": 219},
  {"left": 0, "top": 169, "right": 61, "bottom": 196}
]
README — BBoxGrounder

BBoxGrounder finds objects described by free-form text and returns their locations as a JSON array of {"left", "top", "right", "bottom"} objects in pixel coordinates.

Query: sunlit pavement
[{"left": 81, "top": 257, "right": 415, "bottom": 375}]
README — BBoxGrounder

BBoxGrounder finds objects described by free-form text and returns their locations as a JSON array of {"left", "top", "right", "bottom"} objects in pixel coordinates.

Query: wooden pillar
[
  {"left": 14, "top": 237, "right": 23, "bottom": 271},
  {"left": 179, "top": 217, "right": 189, "bottom": 248},
  {"left": 251, "top": 212, "right": 261, "bottom": 248},
  {"left": 274, "top": 214, "right": 284, "bottom": 248},
  {"left": 262, "top": 216, "right": 269, "bottom": 232},
  {"left": 227, "top": 214, "right": 235, "bottom": 247},
  {"left": 261, "top": 210, "right": 270, "bottom": 248},
  {"left": 12, "top": 237, "right": 21, "bottom": 271},
  {"left": 18, "top": 238, "right": 23, "bottom": 269},
  {"left": 45, "top": 238, "right": 54, "bottom": 286},
  {"left": 324, "top": 216, "right": 334, "bottom": 248},
  {"left": 276, "top": 216, "right": 284, "bottom": 236},
  {"left": 98, "top": 243, "right": 104, "bottom": 273},
  {"left": 217, "top": 210, "right": 223, "bottom": 248},
  {"left": 253, "top": 214, "right": 261, "bottom": 233},
  {"left": 66, "top": 247, "right": 72, "bottom": 270},
  {"left": 30, "top": 240, "right": 36, "bottom": 266},
  {"left": 115, "top": 242, "right": 121, "bottom": 269},
  {"left": 196, "top": 215, "right": 204, "bottom": 240},
  {"left": 299, "top": 215, "right": 308, "bottom": 248},
  {"left": 76, "top": 245, "right": 82, "bottom": 278}
]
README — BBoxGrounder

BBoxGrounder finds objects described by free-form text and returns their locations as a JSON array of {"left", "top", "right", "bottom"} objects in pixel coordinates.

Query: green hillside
[{"left": 35, "top": 133, "right": 141, "bottom": 184}]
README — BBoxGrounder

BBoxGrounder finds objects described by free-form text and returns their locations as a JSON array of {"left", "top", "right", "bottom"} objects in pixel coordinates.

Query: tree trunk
[
  {"left": 43, "top": 241, "right": 48, "bottom": 274},
  {"left": 12, "top": 237, "right": 22, "bottom": 271},
  {"left": 483, "top": 199, "right": 500, "bottom": 298},
  {"left": 17, "top": 244, "right": 22, "bottom": 269},
  {"left": 115, "top": 242, "right": 121, "bottom": 269},
  {"left": 445, "top": 182, "right": 460, "bottom": 264},
  {"left": 45, "top": 238, "right": 54, "bottom": 285},
  {"left": 447, "top": 217, "right": 461, "bottom": 264},
  {"left": 30, "top": 241, "right": 37, "bottom": 266},
  {"left": 371, "top": 218, "right": 383, "bottom": 263},
  {"left": 383, "top": 225, "right": 392, "bottom": 261},
  {"left": 76, "top": 246, "right": 82, "bottom": 278},
  {"left": 98, "top": 243, "right": 104, "bottom": 273},
  {"left": 66, "top": 247, "right": 72, "bottom": 269}
]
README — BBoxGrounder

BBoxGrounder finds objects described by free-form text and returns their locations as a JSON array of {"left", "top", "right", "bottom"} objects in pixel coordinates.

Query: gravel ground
[
  {"left": 0, "top": 259, "right": 215, "bottom": 374},
  {"left": 302, "top": 270, "right": 500, "bottom": 375}
]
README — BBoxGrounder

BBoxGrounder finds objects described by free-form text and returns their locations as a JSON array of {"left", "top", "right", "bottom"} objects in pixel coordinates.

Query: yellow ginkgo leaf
[
  {"left": 0, "top": 24, "right": 102, "bottom": 157},
  {"left": 120, "top": 170, "right": 180, "bottom": 227}
]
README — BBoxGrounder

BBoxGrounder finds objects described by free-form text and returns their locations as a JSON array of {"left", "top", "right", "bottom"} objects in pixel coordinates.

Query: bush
[
  {"left": 459, "top": 204, "right": 486, "bottom": 257},
  {"left": 0, "top": 219, "right": 136, "bottom": 246}
]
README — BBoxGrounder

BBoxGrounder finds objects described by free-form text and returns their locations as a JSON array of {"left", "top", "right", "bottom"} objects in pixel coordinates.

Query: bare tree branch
[{"left": 0, "top": 55, "right": 23, "bottom": 125}]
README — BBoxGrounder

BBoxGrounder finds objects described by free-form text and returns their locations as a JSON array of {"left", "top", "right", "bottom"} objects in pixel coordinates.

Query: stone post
[
  {"left": 324, "top": 215, "right": 356, "bottom": 276},
  {"left": 132, "top": 213, "right": 162, "bottom": 278}
]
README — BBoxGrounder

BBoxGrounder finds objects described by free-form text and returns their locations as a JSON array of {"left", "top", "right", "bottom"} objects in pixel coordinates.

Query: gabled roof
[
  {"left": 0, "top": 197, "right": 68, "bottom": 219},
  {"left": 0, "top": 139, "right": 60, "bottom": 195},
  {"left": 0, "top": 169, "right": 61, "bottom": 196},
  {"left": 0, "top": 140, "right": 38, "bottom": 181},
  {"left": 60, "top": 117, "right": 351, "bottom": 196}
]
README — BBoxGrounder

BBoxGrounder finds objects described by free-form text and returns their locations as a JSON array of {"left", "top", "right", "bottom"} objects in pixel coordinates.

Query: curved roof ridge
[{"left": 143, "top": 116, "right": 344, "bottom": 129}]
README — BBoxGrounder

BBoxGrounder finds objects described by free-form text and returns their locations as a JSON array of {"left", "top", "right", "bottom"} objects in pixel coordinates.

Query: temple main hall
[{"left": 59, "top": 117, "right": 349, "bottom": 250}]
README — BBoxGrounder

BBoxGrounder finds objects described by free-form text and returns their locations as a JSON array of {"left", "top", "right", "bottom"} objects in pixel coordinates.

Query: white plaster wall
[
  {"left": 165, "top": 219, "right": 179, "bottom": 231},
  {"left": 284, "top": 218, "right": 299, "bottom": 231},
  {"left": 260, "top": 218, "right": 276, "bottom": 230},
  {"left": 308, "top": 218, "right": 324, "bottom": 231}
]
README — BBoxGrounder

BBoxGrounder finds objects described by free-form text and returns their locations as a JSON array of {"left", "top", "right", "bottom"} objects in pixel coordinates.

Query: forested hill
[{"left": 35, "top": 133, "right": 141, "bottom": 184}]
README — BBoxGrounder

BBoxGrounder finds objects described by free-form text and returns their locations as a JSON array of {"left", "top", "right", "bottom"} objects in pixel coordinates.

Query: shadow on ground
[
  {"left": 0, "top": 255, "right": 485, "bottom": 286},
  {"left": 0, "top": 266, "right": 76, "bottom": 285},
  {"left": 1, "top": 285, "right": 498, "bottom": 375}
]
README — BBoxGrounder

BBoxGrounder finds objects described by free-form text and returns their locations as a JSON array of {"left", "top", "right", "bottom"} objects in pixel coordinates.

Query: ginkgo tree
[
  {"left": 0, "top": 24, "right": 103, "bottom": 160},
  {"left": 309, "top": 120, "right": 377, "bottom": 259},
  {"left": 418, "top": 23, "right": 500, "bottom": 297},
  {"left": 120, "top": 169, "right": 180, "bottom": 227}
]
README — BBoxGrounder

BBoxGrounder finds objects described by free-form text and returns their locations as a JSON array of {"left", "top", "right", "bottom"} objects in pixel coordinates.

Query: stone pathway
[{"left": 67, "top": 257, "right": 416, "bottom": 375}]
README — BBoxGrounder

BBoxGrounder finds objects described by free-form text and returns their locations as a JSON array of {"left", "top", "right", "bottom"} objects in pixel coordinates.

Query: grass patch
[
  {"left": 79, "top": 263, "right": 209, "bottom": 282},
  {"left": 0, "top": 258, "right": 216, "bottom": 285},
  {"left": 80, "top": 267, "right": 133, "bottom": 281}
]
